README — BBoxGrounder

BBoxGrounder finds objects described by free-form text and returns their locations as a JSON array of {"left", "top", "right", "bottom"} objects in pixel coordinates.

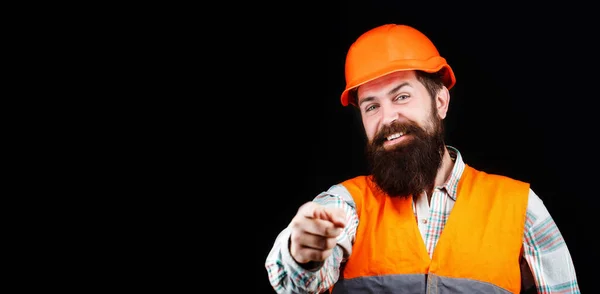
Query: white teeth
[{"left": 387, "top": 132, "right": 404, "bottom": 140}]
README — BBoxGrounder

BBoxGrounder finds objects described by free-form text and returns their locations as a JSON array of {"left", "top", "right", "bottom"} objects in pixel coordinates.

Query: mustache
[{"left": 373, "top": 121, "right": 423, "bottom": 145}]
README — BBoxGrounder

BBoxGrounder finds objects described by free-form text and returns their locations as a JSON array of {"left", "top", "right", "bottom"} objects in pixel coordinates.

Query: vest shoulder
[
  {"left": 339, "top": 175, "right": 376, "bottom": 200},
  {"left": 464, "top": 165, "right": 530, "bottom": 188},
  {"left": 340, "top": 175, "right": 370, "bottom": 187}
]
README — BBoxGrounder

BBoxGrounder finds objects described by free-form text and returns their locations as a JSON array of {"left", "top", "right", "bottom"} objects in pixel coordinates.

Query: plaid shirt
[{"left": 265, "top": 146, "right": 580, "bottom": 293}]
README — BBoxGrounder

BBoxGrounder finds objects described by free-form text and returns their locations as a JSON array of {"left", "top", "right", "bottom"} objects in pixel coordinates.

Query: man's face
[{"left": 356, "top": 70, "right": 447, "bottom": 198}]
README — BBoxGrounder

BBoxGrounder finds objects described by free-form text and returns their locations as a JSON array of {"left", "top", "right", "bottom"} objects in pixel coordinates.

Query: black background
[{"left": 222, "top": 2, "right": 599, "bottom": 293}]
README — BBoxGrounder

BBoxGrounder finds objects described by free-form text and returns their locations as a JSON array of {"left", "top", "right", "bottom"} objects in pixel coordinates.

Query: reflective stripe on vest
[
  {"left": 332, "top": 274, "right": 513, "bottom": 293},
  {"left": 331, "top": 164, "right": 529, "bottom": 293}
]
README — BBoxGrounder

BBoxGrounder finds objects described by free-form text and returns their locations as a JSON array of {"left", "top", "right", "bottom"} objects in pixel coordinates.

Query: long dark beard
[{"left": 365, "top": 115, "right": 445, "bottom": 198}]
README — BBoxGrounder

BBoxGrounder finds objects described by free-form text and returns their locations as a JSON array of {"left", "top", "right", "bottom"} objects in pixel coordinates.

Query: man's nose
[{"left": 382, "top": 106, "right": 401, "bottom": 125}]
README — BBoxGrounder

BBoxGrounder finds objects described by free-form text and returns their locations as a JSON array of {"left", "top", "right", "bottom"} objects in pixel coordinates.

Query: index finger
[{"left": 300, "top": 202, "right": 346, "bottom": 228}]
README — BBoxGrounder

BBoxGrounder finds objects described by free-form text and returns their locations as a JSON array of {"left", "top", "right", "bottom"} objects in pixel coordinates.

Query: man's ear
[{"left": 436, "top": 86, "right": 450, "bottom": 119}]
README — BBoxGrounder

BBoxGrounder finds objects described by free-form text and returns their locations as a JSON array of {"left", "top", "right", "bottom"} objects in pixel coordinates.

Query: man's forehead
[{"left": 358, "top": 70, "right": 417, "bottom": 95}]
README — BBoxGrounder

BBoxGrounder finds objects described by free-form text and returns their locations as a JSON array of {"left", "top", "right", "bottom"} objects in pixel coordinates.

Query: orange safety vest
[{"left": 330, "top": 164, "right": 530, "bottom": 294}]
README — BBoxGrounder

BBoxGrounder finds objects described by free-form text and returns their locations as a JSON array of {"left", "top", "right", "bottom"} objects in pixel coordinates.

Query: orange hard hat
[{"left": 340, "top": 24, "right": 456, "bottom": 106}]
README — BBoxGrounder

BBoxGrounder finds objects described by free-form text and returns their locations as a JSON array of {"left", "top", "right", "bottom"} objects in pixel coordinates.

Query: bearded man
[{"left": 265, "top": 24, "right": 580, "bottom": 294}]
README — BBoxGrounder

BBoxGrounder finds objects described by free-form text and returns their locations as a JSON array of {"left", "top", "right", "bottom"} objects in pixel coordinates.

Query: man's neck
[
  {"left": 434, "top": 146, "right": 454, "bottom": 188},
  {"left": 421, "top": 147, "right": 454, "bottom": 204},
  {"left": 417, "top": 147, "right": 455, "bottom": 206}
]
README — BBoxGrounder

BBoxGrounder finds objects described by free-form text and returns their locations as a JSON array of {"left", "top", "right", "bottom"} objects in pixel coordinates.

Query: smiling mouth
[
  {"left": 383, "top": 131, "right": 409, "bottom": 149},
  {"left": 386, "top": 132, "right": 405, "bottom": 141}
]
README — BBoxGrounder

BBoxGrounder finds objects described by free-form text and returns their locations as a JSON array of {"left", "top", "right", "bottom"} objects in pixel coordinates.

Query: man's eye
[
  {"left": 394, "top": 94, "right": 409, "bottom": 101},
  {"left": 365, "top": 105, "right": 377, "bottom": 112}
]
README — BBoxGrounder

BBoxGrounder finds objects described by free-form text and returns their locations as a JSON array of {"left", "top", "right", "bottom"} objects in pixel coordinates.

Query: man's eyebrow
[
  {"left": 387, "top": 82, "right": 410, "bottom": 96},
  {"left": 358, "top": 82, "right": 411, "bottom": 107}
]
